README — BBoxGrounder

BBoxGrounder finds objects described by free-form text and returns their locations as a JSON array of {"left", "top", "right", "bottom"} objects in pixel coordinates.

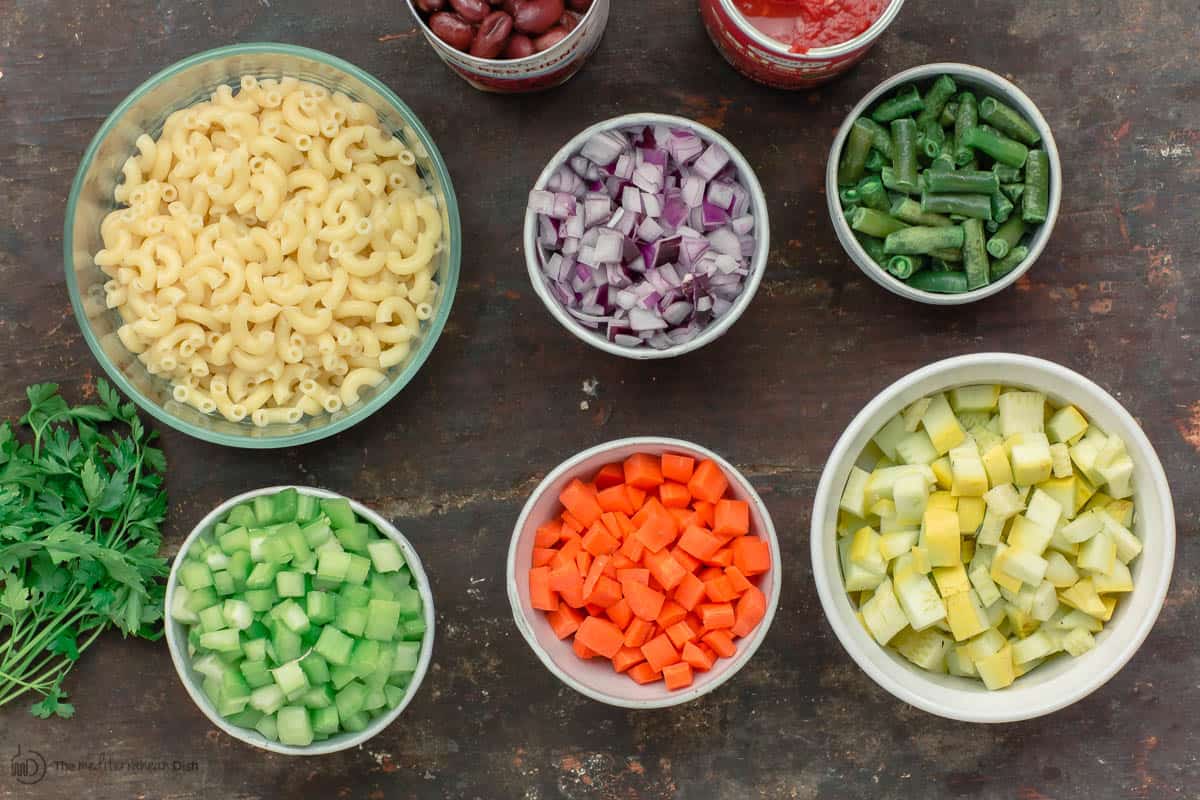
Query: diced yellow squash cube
[
  {"left": 989, "top": 555, "right": 1024, "bottom": 594},
  {"left": 872, "top": 414, "right": 909, "bottom": 460},
  {"left": 1050, "top": 442, "right": 1073, "bottom": 478},
  {"left": 947, "top": 647, "right": 978, "bottom": 677},
  {"left": 1098, "top": 455, "right": 1134, "bottom": 499},
  {"left": 961, "top": 538, "right": 975, "bottom": 564},
  {"left": 1007, "top": 514, "right": 1053, "bottom": 555},
  {"left": 968, "top": 564, "right": 1002, "bottom": 607},
  {"left": 928, "top": 491, "right": 957, "bottom": 511},
  {"left": 1059, "top": 578, "right": 1106, "bottom": 618},
  {"left": 957, "top": 497, "right": 985, "bottom": 534},
  {"left": 962, "top": 627, "right": 1006, "bottom": 663},
  {"left": 902, "top": 396, "right": 932, "bottom": 431},
  {"left": 995, "top": 545, "right": 1048, "bottom": 585},
  {"left": 976, "top": 508, "right": 1008, "bottom": 547},
  {"left": 1062, "top": 627, "right": 1096, "bottom": 657},
  {"left": 1037, "top": 476, "right": 1078, "bottom": 521},
  {"left": 1043, "top": 551, "right": 1079, "bottom": 588},
  {"left": 838, "top": 510, "right": 870, "bottom": 537},
  {"left": 1084, "top": 491, "right": 1114, "bottom": 512},
  {"left": 1069, "top": 435, "right": 1108, "bottom": 486},
  {"left": 983, "top": 484, "right": 1025, "bottom": 518},
  {"left": 865, "top": 465, "right": 936, "bottom": 506},
  {"left": 894, "top": 574, "right": 948, "bottom": 632},
  {"left": 849, "top": 526, "right": 887, "bottom": 575},
  {"left": 910, "top": 545, "right": 932, "bottom": 575},
  {"left": 921, "top": 393, "right": 967, "bottom": 455},
  {"left": 1100, "top": 516, "right": 1143, "bottom": 564},
  {"left": 1077, "top": 530, "right": 1116, "bottom": 576},
  {"left": 1101, "top": 499, "right": 1134, "bottom": 527},
  {"left": 1025, "top": 488, "right": 1064, "bottom": 532},
  {"left": 933, "top": 562, "right": 971, "bottom": 597},
  {"left": 950, "top": 384, "right": 1001, "bottom": 413},
  {"left": 839, "top": 466, "right": 871, "bottom": 517},
  {"left": 1030, "top": 580, "right": 1059, "bottom": 621},
  {"left": 895, "top": 430, "right": 940, "bottom": 465},
  {"left": 1011, "top": 440, "right": 1053, "bottom": 486},
  {"left": 893, "top": 473, "right": 930, "bottom": 524},
  {"left": 981, "top": 443, "right": 1014, "bottom": 488},
  {"left": 1099, "top": 595, "right": 1118, "bottom": 622},
  {"left": 840, "top": 536, "right": 885, "bottom": 592},
  {"left": 1047, "top": 405, "right": 1089, "bottom": 444},
  {"left": 892, "top": 627, "right": 951, "bottom": 671},
  {"left": 998, "top": 391, "right": 1046, "bottom": 437},
  {"left": 976, "top": 644, "right": 1016, "bottom": 690},
  {"left": 921, "top": 508, "right": 962, "bottom": 567},
  {"left": 1012, "top": 630, "right": 1056, "bottom": 664},
  {"left": 946, "top": 590, "right": 990, "bottom": 641},
  {"left": 1092, "top": 560, "right": 1133, "bottom": 594},
  {"left": 969, "top": 425, "right": 1003, "bottom": 456},
  {"left": 879, "top": 530, "right": 919, "bottom": 562},
  {"left": 861, "top": 579, "right": 909, "bottom": 645},
  {"left": 950, "top": 454, "right": 989, "bottom": 498},
  {"left": 1005, "top": 604, "right": 1040, "bottom": 638}
]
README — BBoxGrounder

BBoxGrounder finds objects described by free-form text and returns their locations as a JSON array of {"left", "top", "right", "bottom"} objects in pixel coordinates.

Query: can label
[{"left": 421, "top": 0, "right": 611, "bottom": 94}]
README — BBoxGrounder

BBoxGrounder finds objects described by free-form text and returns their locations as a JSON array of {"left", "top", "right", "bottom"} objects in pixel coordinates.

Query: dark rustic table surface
[{"left": 1, "top": 1, "right": 1197, "bottom": 798}]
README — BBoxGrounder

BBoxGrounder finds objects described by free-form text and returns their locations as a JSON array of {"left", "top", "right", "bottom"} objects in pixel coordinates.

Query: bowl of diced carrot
[{"left": 507, "top": 437, "right": 780, "bottom": 708}]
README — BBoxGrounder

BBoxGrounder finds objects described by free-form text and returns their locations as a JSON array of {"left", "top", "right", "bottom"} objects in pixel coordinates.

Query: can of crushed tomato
[
  {"left": 699, "top": 0, "right": 906, "bottom": 89},
  {"left": 406, "top": 0, "right": 611, "bottom": 94}
]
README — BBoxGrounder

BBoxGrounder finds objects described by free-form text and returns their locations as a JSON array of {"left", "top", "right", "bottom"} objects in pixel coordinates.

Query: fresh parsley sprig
[{"left": 0, "top": 380, "right": 168, "bottom": 719}]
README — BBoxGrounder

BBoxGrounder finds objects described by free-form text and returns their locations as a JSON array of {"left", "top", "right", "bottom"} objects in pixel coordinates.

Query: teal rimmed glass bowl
[{"left": 64, "top": 43, "right": 461, "bottom": 448}]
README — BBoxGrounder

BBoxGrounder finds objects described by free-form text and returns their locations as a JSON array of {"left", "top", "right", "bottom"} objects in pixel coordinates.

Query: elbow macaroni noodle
[{"left": 95, "top": 76, "right": 443, "bottom": 426}]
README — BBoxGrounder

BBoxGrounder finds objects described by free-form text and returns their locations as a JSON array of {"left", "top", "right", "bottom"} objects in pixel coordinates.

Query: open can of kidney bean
[
  {"left": 699, "top": 0, "right": 906, "bottom": 89},
  {"left": 407, "top": 0, "right": 610, "bottom": 93}
]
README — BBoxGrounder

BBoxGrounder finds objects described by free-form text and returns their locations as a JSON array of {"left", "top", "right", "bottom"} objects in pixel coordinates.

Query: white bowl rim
[
  {"left": 523, "top": 112, "right": 771, "bottom": 360},
  {"left": 506, "top": 436, "right": 782, "bottom": 708},
  {"left": 825, "top": 63, "right": 1062, "bottom": 306},
  {"left": 810, "top": 353, "right": 1176, "bottom": 722},
  {"left": 164, "top": 485, "right": 436, "bottom": 755}
]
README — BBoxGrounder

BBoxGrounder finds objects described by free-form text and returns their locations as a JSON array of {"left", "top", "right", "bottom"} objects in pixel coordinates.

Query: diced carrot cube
[
  {"left": 597, "top": 485, "right": 635, "bottom": 515},
  {"left": 576, "top": 616, "right": 625, "bottom": 658},
  {"left": 697, "top": 566, "right": 725, "bottom": 583},
  {"left": 640, "top": 633, "right": 681, "bottom": 672},
  {"left": 724, "top": 565, "right": 753, "bottom": 594},
  {"left": 560, "top": 479, "right": 603, "bottom": 527},
  {"left": 554, "top": 534, "right": 581, "bottom": 562},
  {"left": 624, "top": 453, "right": 664, "bottom": 490},
  {"left": 701, "top": 548, "right": 733, "bottom": 568},
  {"left": 600, "top": 512, "right": 625, "bottom": 541},
  {"left": 703, "top": 575, "right": 739, "bottom": 603},
  {"left": 546, "top": 604, "right": 584, "bottom": 639},
  {"left": 594, "top": 462, "right": 626, "bottom": 489},
  {"left": 661, "top": 453, "right": 695, "bottom": 483},
  {"left": 666, "top": 620, "right": 699, "bottom": 649},
  {"left": 611, "top": 646, "right": 646, "bottom": 673},
  {"left": 617, "top": 568, "right": 649, "bottom": 587},
  {"left": 643, "top": 550, "right": 687, "bottom": 592},
  {"left": 670, "top": 546, "right": 702, "bottom": 574},
  {"left": 677, "top": 525, "right": 723, "bottom": 560},
  {"left": 618, "top": 534, "right": 644, "bottom": 562},
  {"left": 575, "top": 551, "right": 592, "bottom": 577},
  {"left": 732, "top": 537, "right": 771, "bottom": 576},
  {"left": 687, "top": 460, "right": 729, "bottom": 504},
  {"left": 534, "top": 521, "right": 563, "bottom": 548},
  {"left": 669, "top": 507, "right": 699, "bottom": 530},
  {"left": 624, "top": 580, "right": 666, "bottom": 621},
  {"left": 561, "top": 510, "right": 584, "bottom": 533},
  {"left": 627, "top": 662, "right": 662, "bottom": 684},
  {"left": 631, "top": 496, "right": 668, "bottom": 529},
  {"left": 623, "top": 617, "right": 654, "bottom": 648},
  {"left": 634, "top": 513, "right": 677, "bottom": 553},
  {"left": 586, "top": 576, "right": 622, "bottom": 609},
  {"left": 606, "top": 597, "right": 633, "bottom": 630},
  {"left": 691, "top": 500, "right": 715, "bottom": 527},
  {"left": 549, "top": 561, "right": 585, "bottom": 608},
  {"left": 681, "top": 641, "right": 715, "bottom": 671},
  {"left": 582, "top": 554, "right": 609, "bottom": 596},
  {"left": 662, "top": 662, "right": 694, "bottom": 690},
  {"left": 532, "top": 547, "right": 557, "bottom": 567},
  {"left": 573, "top": 637, "right": 597, "bottom": 659},
  {"left": 582, "top": 525, "right": 620, "bottom": 556},
  {"left": 659, "top": 481, "right": 691, "bottom": 508},
  {"left": 731, "top": 585, "right": 766, "bottom": 637},
  {"left": 673, "top": 572, "right": 707, "bottom": 612},
  {"left": 697, "top": 602, "right": 736, "bottom": 630},
  {"left": 611, "top": 553, "right": 637, "bottom": 571},
  {"left": 585, "top": 603, "right": 606, "bottom": 617},
  {"left": 702, "top": 629, "right": 737, "bottom": 658},
  {"left": 713, "top": 499, "right": 750, "bottom": 538},
  {"left": 656, "top": 599, "right": 687, "bottom": 628},
  {"left": 615, "top": 512, "right": 637, "bottom": 537},
  {"left": 529, "top": 566, "right": 558, "bottom": 612},
  {"left": 625, "top": 485, "right": 647, "bottom": 511}
]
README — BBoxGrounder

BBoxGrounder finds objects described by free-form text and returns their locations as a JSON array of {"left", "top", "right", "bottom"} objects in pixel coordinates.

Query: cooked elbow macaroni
[{"left": 95, "top": 75, "right": 443, "bottom": 426}]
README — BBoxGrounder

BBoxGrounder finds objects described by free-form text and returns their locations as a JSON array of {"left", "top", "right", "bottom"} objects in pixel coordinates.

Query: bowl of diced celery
[
  {"left": 165, "top": 486, "right": 434, "bottom": 754},
  {"left": 827, "top": 63, "right": 1060, "bottom": 305},
  {"left": 811, "top": 354, "right": 1174, "bottom": 723}
]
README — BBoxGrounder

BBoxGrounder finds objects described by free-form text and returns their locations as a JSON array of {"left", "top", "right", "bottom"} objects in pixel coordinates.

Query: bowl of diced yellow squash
[{"left": 810, "top": 353, "right": 1175, "bottom": 723}]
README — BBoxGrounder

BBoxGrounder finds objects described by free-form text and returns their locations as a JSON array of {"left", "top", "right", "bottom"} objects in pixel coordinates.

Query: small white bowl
[
  {"left": 827, "top": 63, "right": 1062, "bottom": 305},
  {"left": 810, "top": 354, "right": 1175, "bottom": 723},
  {"left": 524, "top": 113, "right": 771, "bottom": 360},
  {"left": 165, "top": 486, "right": 436, "bottom": 755},
  {"left": 507, "top": 437, "right": 781, "bottom": 708}
]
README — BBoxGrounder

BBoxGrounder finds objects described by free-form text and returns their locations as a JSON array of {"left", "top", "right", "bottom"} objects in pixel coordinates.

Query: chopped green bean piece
[
  {"left": 854, "top": 232, "right": 888, "bottom": 265},
  {"left": 953, "top": 92, "right": 979, "bottom": 167},
  {"left": 891, "top": 197, "right": 953, "bottom": 227},
  {"left": 838, "top": 120, "right": 874, "bottom": 186},
  {"left": 884, "top": 225, "right": 966, "bottom": 255},
  {"left": 940, "top": 102, "right": 959, "bottom": 128},
  {"left": 929, "top": 247, "right": 964, "bottom": 263},
  {"left": 920, "top": 120, "right": 946, "bottom": 159},
  {"left": 929, "top": 150, "right": 956, "bottom": 173},
  {"left": 886, "top": 254, "right": 927, "bottom": 280},
  {"left": 891, "top": 118, "right": 920, "bottom": 193},
  {"left": 990, "top": 245, "right": 1029, "bottom": 282},
  {"left": 986, "top": 216, "right": 1027, "bottom": 259},
  {"left": 872, "top": 84, "right": 925, "bottom": 123},
  {"left": 857, "top": 176, "right": 891, "bottom": 212},
  {"left": 921, "top": 192, "right": 993, "bottom": 221},
  {"left": 961, "top": 125, "right": 1030, "bottom": 168},
  {"left": 992, "top": 162, "right": 1023, "bottom": 183},
  {"left": 924, "top": 170, "right": 1000, "bottom": 195},
  {"left": 930, "top": 257, "right": 958, "bottom": 272},
  {"left": 991, "top": 190, "right": 1015, "bottom": 225},
  {"left": 864, "top": 148, "right": 887, "bottom": 173},
  {"left": 979, "top": 96, "right": 1042, "bottom": 146},
  {"left": 1022, "top": 149, "right": 1051, "bottom": 224},
  {"left": 854, "top": 117, "right": 895, "bottom": 160},
  {"left": 908, "top": 270, "right": 970, "bottom": 293},
  {"left": 840, "top": 187, "right": 861, "bottom": 207},
  {"left": 1002, "top": 183, "right": 1026, "bottom": 203},
  {"left": 962, "top": 218, "right": 990, "bottom": 290},
  {"left": 916, "top": 75, "right": 958, "bottom": 128},
  {"left": 880, "top": 166, "right": 919, "bottom": 195},
  {"left": 850, "top": 207, "right": 910, "bottom": 238}
]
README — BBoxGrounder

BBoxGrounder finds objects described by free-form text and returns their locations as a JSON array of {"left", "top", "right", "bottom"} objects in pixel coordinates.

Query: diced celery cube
[
  {"left": 200, "top": 629, "right": 241, "bottom": 653},
  {"left": 335, "top": 523, "right": 371, "bottom": 554},
  {"left": 251, "top": 684, "right": 286, "bottom": 714},
  {"left": 341, "top": 710, "right": 370, "bottom": 733},
  {"left": 227, "top": 503, "right": 258, "bottom": 529},
  {"left": 253, "top": 495, "right": 276, "bottom": 526},
  {"left": 171, "top": 586, "right": 200, "bottom": 624},
  {"left": 301, "top": 520, "right": 333, "bottom": 548},
  {"left": 393, "top": 586, "right": 422, "bottom": 618},
  {"left": 334, "top": 603, "right": 368, "bottom": 637},
  {"left": 296, "top": 493, "right": 321, "bottom": 524},
  {"left": 339, "top": 585, "right": 372, "bottom": 607},
  {"left": 363, "top": 688, "right": 387, "bottom": 712},
  {"left": 367, "top": 539, "right": 406, "bottom": 574},
  {"left": 217, "top": 694, "right": 249, "bottom": 718},
  {"left": 179, "top": 560, "right": 214, "bottom": 591},
  {"left": 330, "top": 664, "right": 358, "bottom": 690},
  {"left": 259, "top": 534, "right": 293, "bottom": 565},
  {"left": 226, "top": 550, "right": 252, "bottom": 587},
  {"left": 255, "top": 712, "right": 279, "bottom": 741},
  {"left": 401, "top": 618, "right": 427, "bottom": 641},
  {"left": 393, "top": 641, "right": 421, "bottom": 673},
  {"left": 246, "top": 563, "right": 281, "bottom": 590},
  {"left": 321, "top": 498, "right": 357, "bottom": 530},
  {"left": 271, "top": 660, "right": 309, "bottom": 696},
  {"left": 317, "top": 550, "right": 352, "bottom": 583},
  {"left": 311, "top": 704, "right": 340, "bottom": 735},
  {"left": 226, "top": 708, "right": 263, "bottom": 728},
  {"left": 383, "top": 684, "right": 407, "bottom": 709},
  {"left": 271, "top": 626, "right": 303, "bottom": 663},
  {"left": 275, "top": 570, "right": 306, "bottom": 598},
  {"left": 344, "top": 554, "right": 371, "bottom": 586},
  {"left": 335, "top": 680, "right": 367, "bottom": 718},
  {"left": 240, "top": 659, "right": 273, "bottom": 689},
  {"left": 277, "top": 706, "right": 314, "bottom": 746},
  {"left": 198, "top": 604, "right": 227, "bottom": 633},
  {"left": 301, "top": 686, "right": 334, "bottom": 710},
  {"left": 222, "top": 599, "right": 254, "bottom": 631},
  {"left": 244, "top": 588, "right": 278, "bottom": 613},
  {"left": 212, "top": 570, "right": 236, "bottom": 597},
  {"left": 307, "top": 591, "right": 337, "bottom": 625},
  {"left": 364, "top": 598, "right": 402, "bottom": 642},
  {"left": 314, "top": 625, "right": 355, "bottom": 666},
  {"left": 349, "top": 639, "right": 381, "bottom": 678},
  {"left": 273, "top": 599, "right": 311, "bottom": 634},
  {"left": 219, "top": 527, "right": 251, "bottom": 555}
]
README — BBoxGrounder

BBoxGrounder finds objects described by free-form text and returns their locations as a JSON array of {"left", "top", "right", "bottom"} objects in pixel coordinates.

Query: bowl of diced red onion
[{"left": 524, "top": 113, "right": 770, "bottom": 359}]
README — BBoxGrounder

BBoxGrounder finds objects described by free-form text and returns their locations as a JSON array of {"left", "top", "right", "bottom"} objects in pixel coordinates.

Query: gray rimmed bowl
[
  {"left": 164, "top": 485, "right": 436, "bottom": 755},
  {"left": 827, "top": 63, "right": 1061, "bottom": 305},
  {"left": 523, "top": 113, "right": 771, "bottom": 360}
]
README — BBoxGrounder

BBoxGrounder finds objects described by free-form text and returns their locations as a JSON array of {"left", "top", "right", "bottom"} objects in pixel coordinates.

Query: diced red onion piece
[
  {"left": 708, "top": 226, "right": 741, "bottom": 257},
  {"left": 662, "top": 301, "right": 693, "bottom": 326},
  {"left": 706, "top": 180, "right": 736, "bottom": 210},
  {"left": 637, "top": 216, "right": 664, "bottom": 243},
  {"left": 622, "top": 185, "right": 642, "bottom": 214},
  {"left": 614, "top": 153, "right": 634, "bottom": 180},
  {"left": 642, "top": 192, "right": 663, "bottom": 218},
  {"left": 731, "top": 214, "right": 755, "bottom": 235},
  {"left": 613, "top": 333, "right": 642, "bottom": 347},
  {"left": 581, "top": 131, "right": 625, "bottom": 166},
  {"left": 693, "top": 143, "right": 730, "bottom": 181},
  {"left": 529, "top": 189, "right": 555, "bottom": 216},
  {"left": 629, "top": 308, "right": 668, "bottom": 331},
  {"left": 681, "top": 175, "right": 705, "bottom": 208},
  {"left": 594, "top": 228, "right": 623, "bottom": 263}
]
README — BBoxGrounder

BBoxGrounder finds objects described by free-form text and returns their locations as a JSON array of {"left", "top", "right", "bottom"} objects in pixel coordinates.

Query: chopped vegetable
[
  {"left": 172, "top": 489, "right": 426, "bottom": 743},
  {"left": 530, "top": 452, "right": 771, "bottom": 690},
  {"left": 529, "top": 124, "right": 758, "bottom": 350},
  {"left": 0, "top": 381, "right": 168, "bottom": 719},
  {"left": 835, "top": 385, "right": 1139, "bottom": 689}
]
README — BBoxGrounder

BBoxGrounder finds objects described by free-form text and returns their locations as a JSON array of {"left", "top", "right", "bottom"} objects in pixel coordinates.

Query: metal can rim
[{"left": 714, "top": 0, "right": 907, "bottom": 59}]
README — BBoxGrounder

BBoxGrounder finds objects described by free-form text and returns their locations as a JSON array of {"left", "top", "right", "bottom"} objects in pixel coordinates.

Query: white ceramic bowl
[
  {"left": 827, "top": 63, "right": 1061, "bottom": 305},
  {"left": 524, "top": 113, "right": 771, "bottom": 360},
  {"left": 811, "top": 354, "right": 1175, "bottom": 723},
  {"left": 165, "top": 486, "right": 436, "bottom": 755},
  {"left": 507, "top": 437, "right": 781, "bottom": 708}
]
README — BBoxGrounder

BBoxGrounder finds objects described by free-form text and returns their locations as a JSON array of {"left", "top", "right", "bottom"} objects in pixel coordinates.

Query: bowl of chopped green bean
[{"left": 827, "top": 63, "right": 1060, "bottom": 305}]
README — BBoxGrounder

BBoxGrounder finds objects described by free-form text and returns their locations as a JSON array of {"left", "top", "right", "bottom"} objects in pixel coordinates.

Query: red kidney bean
[
  {"left": 470, "top": 10, "right": 513, "bottom": 58},
  {"left": 498, "top": 0, "right": 518, "bottom": 11},
  {"left": 429, "top": 11, "right": 475, "bottom": 51},
  {"left": 416, "top": 0, "right": 446, "bottom": 11},
  {"left": 448, "top": 0, "right": 490, "bottom": 23},
  {"left": 513, "top": 0, "right": 564, "bottom": 35},
  {"left": 533, "top": 25, "right": 569, "bottom": 51},
  {"left": 566, "top": 0, "right": 592, "bottom": 11},
  {"left": 503, "top": 33, "right": 535, "bottom": 58},
  {"left": 558, "top": 11, "right": 578, "bottom": 32}
]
